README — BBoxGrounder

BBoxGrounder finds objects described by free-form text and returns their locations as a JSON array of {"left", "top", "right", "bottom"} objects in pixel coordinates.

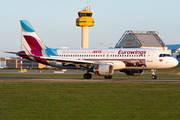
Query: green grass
[{"left": 1, "top": 81, "right": 180, "bottom": 120}]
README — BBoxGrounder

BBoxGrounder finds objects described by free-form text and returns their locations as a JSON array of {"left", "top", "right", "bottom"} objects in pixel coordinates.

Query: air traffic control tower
[{"left": 76, "top": 7, "right": 94, "bottom": 48}]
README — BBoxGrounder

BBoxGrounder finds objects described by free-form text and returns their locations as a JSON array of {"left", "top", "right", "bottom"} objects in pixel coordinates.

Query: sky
[{"left": 0, "top": 0, "right": 180, "bottom": 57}]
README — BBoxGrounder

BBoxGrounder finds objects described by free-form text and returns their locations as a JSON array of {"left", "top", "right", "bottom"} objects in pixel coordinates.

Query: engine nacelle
[
  {"left": 93, "top": 64, "right": 114, "bottom": 76},
  {"left": 120, "top": 69, "right": 144, "bottom": 76}
]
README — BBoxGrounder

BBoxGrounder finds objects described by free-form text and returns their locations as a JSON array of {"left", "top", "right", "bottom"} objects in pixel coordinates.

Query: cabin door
[{"left": 147, "top": 51, "right": 153, "bottom": 62}]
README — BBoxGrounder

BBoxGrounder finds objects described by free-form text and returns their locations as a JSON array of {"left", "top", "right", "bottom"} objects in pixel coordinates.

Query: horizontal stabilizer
[{"left": 4, "top": 51, "right": 40, "bottom": 57}]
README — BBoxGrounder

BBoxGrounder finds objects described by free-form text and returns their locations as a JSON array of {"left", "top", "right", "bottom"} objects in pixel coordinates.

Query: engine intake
[{"left": 93, "top": 64, "right": 114, "bottom": 76}]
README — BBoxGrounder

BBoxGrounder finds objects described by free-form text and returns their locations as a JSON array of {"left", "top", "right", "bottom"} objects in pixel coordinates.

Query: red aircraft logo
[{"left": 159, "top": 59, "right": 163, "bottom": 62}]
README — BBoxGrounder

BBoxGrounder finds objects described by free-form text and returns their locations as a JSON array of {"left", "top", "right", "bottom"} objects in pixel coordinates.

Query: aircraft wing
[{"left": 42, "top": 56, "right": 95, "bottom": 64}]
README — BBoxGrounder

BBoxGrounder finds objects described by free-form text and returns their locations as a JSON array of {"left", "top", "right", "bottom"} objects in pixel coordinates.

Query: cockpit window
[{"left": 159, "top": 54, "right": 171, "bottom": 57}]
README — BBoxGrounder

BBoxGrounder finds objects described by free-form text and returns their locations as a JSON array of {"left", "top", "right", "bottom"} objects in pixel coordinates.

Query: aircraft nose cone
[{"left": 172, "top": 58, "right": 179, "bottom": 67}]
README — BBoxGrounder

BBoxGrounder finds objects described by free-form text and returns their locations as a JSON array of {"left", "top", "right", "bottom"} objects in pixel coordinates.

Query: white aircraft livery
[{"left": 6, "top": 20, "right": 178, "bottom": 79}]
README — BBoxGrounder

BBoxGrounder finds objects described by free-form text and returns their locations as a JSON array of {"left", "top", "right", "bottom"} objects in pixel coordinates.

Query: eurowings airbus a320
[{"left": 6, "top": 20, "right": 178, "bottom": 79}]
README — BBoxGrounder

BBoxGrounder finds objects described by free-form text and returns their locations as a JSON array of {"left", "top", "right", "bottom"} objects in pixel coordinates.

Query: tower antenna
[
  {"left": 87, "top": 0, "right": 89, "bottom": 10},
  {"left": 89, "top": 0, "right": 91, "bottom": 11}
]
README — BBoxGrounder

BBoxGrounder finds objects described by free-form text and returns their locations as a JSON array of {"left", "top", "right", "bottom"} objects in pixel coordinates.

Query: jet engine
[
  {"left": 120, "top": 69, "right": 144, "bottom": 76},
  {"left": 93, "top": 64, "right": 114, "bottom": 76}
]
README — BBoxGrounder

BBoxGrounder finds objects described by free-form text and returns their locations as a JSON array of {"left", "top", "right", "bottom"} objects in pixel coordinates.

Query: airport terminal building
[{"left": 5, "top": 57, "right": 49, "bottom": 69}]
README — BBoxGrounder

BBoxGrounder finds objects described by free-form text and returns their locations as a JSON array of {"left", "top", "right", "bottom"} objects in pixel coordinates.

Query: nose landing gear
[{"left": 151, "top": 69, "right": 157, "bottom": 79}]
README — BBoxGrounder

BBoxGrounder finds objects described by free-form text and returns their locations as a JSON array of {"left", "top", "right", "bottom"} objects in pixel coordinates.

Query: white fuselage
[{"left": 48, "top": 48, "right": 178, "bottom": 70}]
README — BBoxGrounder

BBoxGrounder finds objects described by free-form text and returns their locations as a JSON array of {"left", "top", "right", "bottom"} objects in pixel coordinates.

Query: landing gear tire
[
  {"left": 83, "top": 73, "right": 92, "bottom": 79},
  {"left": 151, "top": 69, "right": 157, "bottom": 79},
  {"left": 104, "top": 75, "right": 112, "bottom": 79},
  {"left": 152, "top": 75, "right": 157, "bottom": 79}
]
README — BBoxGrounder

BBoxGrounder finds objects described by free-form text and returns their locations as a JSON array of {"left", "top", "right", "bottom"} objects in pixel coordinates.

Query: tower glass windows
[{"left": 78, "top": 13, "right": 92, "bottom": 17}]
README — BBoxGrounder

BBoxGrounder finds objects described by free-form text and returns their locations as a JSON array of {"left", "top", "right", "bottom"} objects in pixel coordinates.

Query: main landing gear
[
  {"left": 151, "top": 69, "right": 157, "bottom": 79},
  {"left": 83, "top": 73, "right": 92, "bottom": 79},
  {"left": 83, "top": 73, "right": 112, "bottom": 79},
  {"left": 104, "top": 75, "right": 112, "bottom": 79}
]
